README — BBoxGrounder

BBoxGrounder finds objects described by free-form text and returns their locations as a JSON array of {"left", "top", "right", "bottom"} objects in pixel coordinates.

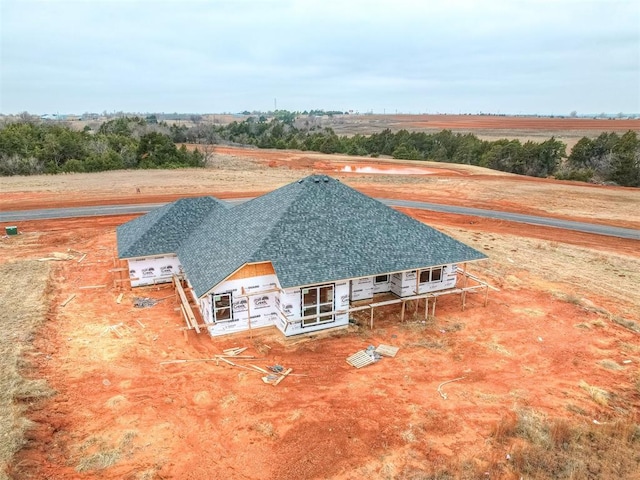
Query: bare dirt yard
[{"left": 1, "top": 145, "right": 640, "bottom": 479}]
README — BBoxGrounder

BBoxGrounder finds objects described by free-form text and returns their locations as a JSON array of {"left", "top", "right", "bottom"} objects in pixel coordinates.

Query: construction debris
[
  {"left": 437, "top": 376, "right": 466, "bottom": 400},
  {"left": 133, "top": 297, "right": 158, "bottom": 308},
  {"left": 366, "top": 345, "right": 382, "bottom": 361},
  {"left": 346, "top": 350, "right": 376, "bottom": 369},
  {"left": 159, "top": 347, "right": 296, "bottom": 387},
  {"left": 273, "top": 368, "right": 292, "bottom": 386},
  {"left": 101, "top": 323, "right": 133, "bottom": 338},
  {"left": 37, "top": 252, "right": 75, "bottom": 262},
  {"left": 249, "top": 364, "right": 271, "bottom": 374},
  {"left": 262, "top": 366, "right": 293, "bottom": 386},
  {"left": 262, "top": 375, "right": 279, "bottom": 384},
  {"left": 375, "top": 344, "right": 400, "bottom": 357},
  {"left": 347, "top": 344, "right": 400, "bottom": 368},
  {"left": 223, "top": 347, "right": 248, "bottom": 356},
  {"left": 61, "top": 294, "right": 76, "bottom": 307},
  {"left": 116, "top": 293, "right": 124, "bottom": 304}
]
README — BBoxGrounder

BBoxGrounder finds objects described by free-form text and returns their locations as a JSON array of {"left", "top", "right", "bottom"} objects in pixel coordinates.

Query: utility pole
[{"left": 274, "top": 98, "right": 277, "bottom": 111}]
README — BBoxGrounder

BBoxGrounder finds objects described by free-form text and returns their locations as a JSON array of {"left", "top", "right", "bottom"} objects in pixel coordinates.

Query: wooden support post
[
  {"left": 432, "top": 296, "right": 437, "bottom": 318},
  {"left": 462, "top": 263, "right": 468, "bottom": 288},
  {"left": 425, "top": 297, "right": 429, "bottom": 320},
  {"left": 247, "top": 298, "right": 252, "bottom": 339},
  {"left": 415, "top": 269, "right": 420, "bottom": 316},
  {"left": 370, "top": 306, "right": 374, "bottom": 329},
  {"left": 461, "top": 262, "right": 469, "bottom": 310},
  {"left": 400, "top": 300, "right": 406, "bottom": 322}
]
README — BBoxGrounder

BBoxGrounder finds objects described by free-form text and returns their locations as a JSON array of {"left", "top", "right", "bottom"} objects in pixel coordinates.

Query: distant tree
[
  {"left": 609, "top": 131, "right": 640, "bottom": 186},
  {"left": 392, "top": 144, "right": 420, "bottom": 160},
  {"left": 528, "top": 137, "right": 565, "bottom": 177}
]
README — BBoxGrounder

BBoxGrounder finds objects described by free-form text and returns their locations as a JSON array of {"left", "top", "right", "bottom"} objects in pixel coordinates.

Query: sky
[{"left": 1, "top": 0, "right": 639, "bottom": 115}]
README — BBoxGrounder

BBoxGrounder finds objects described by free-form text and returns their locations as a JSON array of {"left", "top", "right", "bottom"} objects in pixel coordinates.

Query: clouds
[{"left": 1, "top": 0, "right": 638, "bottom": 114}]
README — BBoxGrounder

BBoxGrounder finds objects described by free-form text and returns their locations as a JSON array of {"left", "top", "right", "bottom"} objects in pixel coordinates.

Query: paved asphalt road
[{"left": 1, "top": 198, "right": 639, "bottom": 241}]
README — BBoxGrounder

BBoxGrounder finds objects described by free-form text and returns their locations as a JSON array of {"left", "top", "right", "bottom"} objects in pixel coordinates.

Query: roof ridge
[
  {"left": 126, "top": 198, "right": 191, "bottom": 254},
  {"left": 118, "top": 201, "right": 174, "bottom": 256},
  {"left": 244, "top": 181, "right": 306, "bottom": 264}
]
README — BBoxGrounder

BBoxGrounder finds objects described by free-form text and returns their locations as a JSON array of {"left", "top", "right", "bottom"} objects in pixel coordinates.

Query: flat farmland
[{"left": 319, "top": 114, "right": 640, "bottom": 152}]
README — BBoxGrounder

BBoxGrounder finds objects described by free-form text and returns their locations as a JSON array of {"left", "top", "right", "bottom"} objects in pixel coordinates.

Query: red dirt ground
[
  {"left": 2, "top": 151, "right": 639, "bottom": 479},
  {"left": 5, "top": 211, "right": 639, "bottom": 480}
]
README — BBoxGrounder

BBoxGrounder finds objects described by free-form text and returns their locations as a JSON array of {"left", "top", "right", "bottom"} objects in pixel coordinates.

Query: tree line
[
  {"left": 556, "top": 132, "right": 640, "bottom": 186},
  {"left": 172, "top": 117, "right": 639, "bottom": 186},
  {"left": 0, "top": 116, "right": 205, "bottom": 176},
  {"left": 1, "top": 114, "right": 638, "bottom": 186}
]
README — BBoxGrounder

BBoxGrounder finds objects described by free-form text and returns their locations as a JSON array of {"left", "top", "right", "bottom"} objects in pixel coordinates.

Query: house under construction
[{"left": 116, "top": 175, "right": 490, "bottom": 337}]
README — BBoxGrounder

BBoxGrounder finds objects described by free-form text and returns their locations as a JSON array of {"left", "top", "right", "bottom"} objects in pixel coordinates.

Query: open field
[
  {"left": 321, "top": 114, "right": 640, "bottom": 153},
  {"left": 56, "top": 113, "right": 640, "bottom": 153},
  {"left": 1, "top": 148, "right": 639, "bottom": 479}
]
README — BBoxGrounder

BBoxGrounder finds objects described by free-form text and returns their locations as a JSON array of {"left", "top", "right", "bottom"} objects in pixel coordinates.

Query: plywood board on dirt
[
  {"left": 346, "top": 350, "right": 375, "bottom": 369},
  {"left": 375, "top": 344, "right": 399, "bottom": 357}
]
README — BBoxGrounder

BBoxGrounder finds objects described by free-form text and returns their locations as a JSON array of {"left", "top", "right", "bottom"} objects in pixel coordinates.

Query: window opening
[
  {"left": 374, "top": 274, "right": 389, "bottom": 284},
  {"left": 419, "top": 267, "right": 444, "bottom": 283},
  {"left": 213, "top": 292, "right": 233, "bottom": 322},
  {"left": 301, "top": 284, "right": 335, "bottom": 327}
]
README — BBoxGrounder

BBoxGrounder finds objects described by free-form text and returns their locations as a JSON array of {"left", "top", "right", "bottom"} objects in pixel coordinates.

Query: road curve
[{"left": 1, "top": 198, "right": 639, "bottom": 241}]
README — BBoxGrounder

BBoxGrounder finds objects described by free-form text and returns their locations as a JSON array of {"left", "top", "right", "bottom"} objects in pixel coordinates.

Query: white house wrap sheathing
[
  {"left": 390, "top": 264, "right": 457, "bottom": 297},
  {"left": 350, "top": 274, "right": 392, "bottom": 300},
  {"left": 127, "top": 254, "right": 182, "bottom": 287},
  {"left": 373, "top": 275, "right": 391, "bottom": 294},
  {"left": 201, "top": 274, "right": 279, "bottom": 336},
  {"left": 350, "top": 277, "right": 374, "bottom": 301}
]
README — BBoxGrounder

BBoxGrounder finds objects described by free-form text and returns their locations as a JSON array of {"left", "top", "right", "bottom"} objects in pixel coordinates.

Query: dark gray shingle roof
[
  {"left": 117, "top": 196, "right": 230, "bottom": 258},
  {"left": 178, "top": 175, "right": 486, "bottom": 296}
]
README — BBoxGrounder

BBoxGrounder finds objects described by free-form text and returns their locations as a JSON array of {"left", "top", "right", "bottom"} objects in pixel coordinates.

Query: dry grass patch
[
  {"left": 491, "top": 409, "right": 640, "bottom": 479},
  {"left": 578, "top": 380, "right": 610, "bottom": 406},
  {"left": 75, "top": 430, "right": 138, "bottom": 473},
  {"left": 0, "top": 260, "right": 53, "bottom": 479},
  {"left": 612, "top": 315, "right": 640, "bottom": 334},
  {"left": 446, "top": 229, "right": 640, "bottom": 321},
  {"left": 252, "top": 421, "right": 277, "bottom": 438},
  {"left": 485, "top": 339, "right": 512, "bottom": 356},
  {"left": 219, "top": 393, "right": 237, "bottom": 409},
  {"left": 597, "top": 359, "right": 624, "bottom": 370}
]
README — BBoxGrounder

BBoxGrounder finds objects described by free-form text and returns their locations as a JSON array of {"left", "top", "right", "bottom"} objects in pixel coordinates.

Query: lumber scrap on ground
[
  {"left": 61, "top": 294, "right": 76, "bottom": 307},
  {"left": 273, "top": 368, "right": 293, "bottom": 386}
]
